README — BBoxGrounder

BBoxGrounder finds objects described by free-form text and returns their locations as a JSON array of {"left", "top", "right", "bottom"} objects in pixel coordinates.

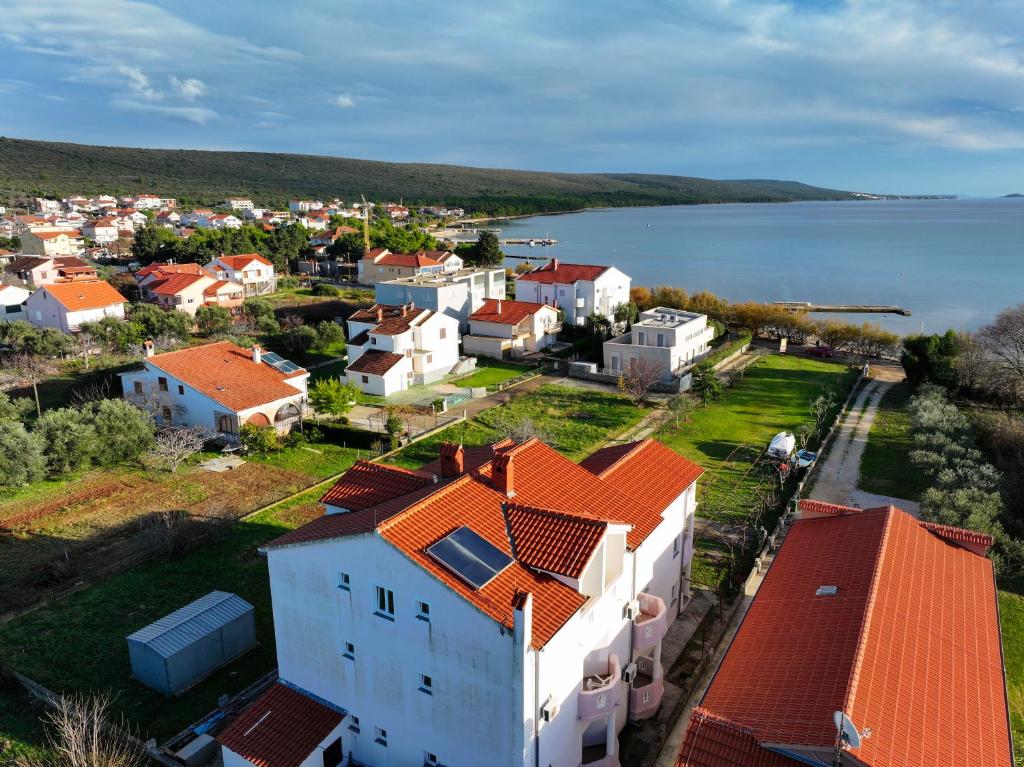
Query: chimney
[
  {"left": 409, "top": 300, "right": 415, "bottom": 310},
  {"left": 143, "top": 339, "right": 155, "bottom": 358},
  {"left": 252, "top": 345, "right": 262, "bottom": 365},
  {"left": 550, "top": 258, "right": 559, "bottom": 270},
  {"left": 496, "top": 300, "right": 502, "bottom": 315},
  {"left": 493, "top": 453, "right": 515, "bottom": 497},
  {"left": 376, "top": 307, "right": 384, "bottom": 323},
  {"left": 401, "top": 304, "right": 407, "bottom": 318},
  {"left": 439, "top": 442, "right": 465, "bottom": 478}
]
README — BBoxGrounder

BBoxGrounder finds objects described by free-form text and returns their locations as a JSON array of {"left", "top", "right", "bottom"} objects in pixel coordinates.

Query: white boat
[{"left": 768, "top": 431, "right": 796, "bottom": 460}]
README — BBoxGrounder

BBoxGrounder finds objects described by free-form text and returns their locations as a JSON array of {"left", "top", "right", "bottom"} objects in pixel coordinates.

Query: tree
[
  {"left": 313, "top": 321, "right": 345, "bottom": 353},
  {"left": 195, "top": 304, "right": 233, "bottom": 336},
  {"left": 150, "top": 426, "right": 208, "bottom": 473},
  {"left": 312, "top": 283, "right": 341, "bottom": 297},
  {"left": 0, "top": 421, "right": 46, "bottom": 487},
  {"left": 384, "top": 407, "right": 404, "bottom": 450},
  {"left": 649, "top": 285, "right": 689, "bottom": 310},
  {"left": 128, "top": 302, "right": 193, "bottom": 340},
  {"left": 80, "top": 316, "right": 143, "bottom": 354},
  {"left": 86, "top": 399, "right": 155, "bottom": 466},
  {"left": 35, "top": 408, "right": 97, "bottom": 477},
  {"left": 242, "top": 297, "right": 279, "bottom": 334},
  {"left": 900, "top": 330, "right": 960, "bottom": 388},
  {"left": 630, "top": 286, "right": 654, "bottom": 310},
  {"left": 463, "top": 230, "right": 504, "bottom": 267},
  {"left": 130, "top": 224, "right": 178, "bottom": 264},
  {"left": 284, "top": 323, "right": 317, "bottom": 354},
  {"left": 614, "top": 301, "right": 639, "bottom": 325},
  {"left": 978, "top": 304, "right": 1024, "bottom": 403},
  {"left": 240, "top": 422, "right": 279, "bottom": 454},
  {"left": 666, "top": 392, "right": 697, "bottom": 428},
  {"left": 617, "top": 358, "right": 663, "bottom": 406},
  {"left": 5, "top": 351, "right": 58, "bottom": 417},
  {"left": 309, "top": 378, "right": 358, "bottom": 418},
  {"left": 691, "top": 360, "right": 723, "bottom": 406},
  {"left": 327, "top": 231, "right": 366, "bottom": 261},
  {"left": 0, "top": 390, "right": 33, "bottom": 423}
]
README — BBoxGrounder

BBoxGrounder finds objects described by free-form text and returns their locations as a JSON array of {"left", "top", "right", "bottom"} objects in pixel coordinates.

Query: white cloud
[
  {"left": 333, "top": 93, "right": 356, "bottom": 108},
  {"left": 111, "top": 98, "right": 218, "bottom": 125},
  {"left": 170, "top": 76, "right": 206, "bottom": 101},
  {"left": 118, "top": 65, "right": 158, "bottom": 100}
]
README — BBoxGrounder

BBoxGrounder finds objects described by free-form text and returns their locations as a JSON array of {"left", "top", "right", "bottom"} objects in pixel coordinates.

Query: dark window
[
  {"left": 158, "top": 377, "right": 168, "bottom": 392},
  {"left": 419, "top": 674, "right": 433, "bottom": 694},
  {"left": 361, "top": 375, "right": 369, "bottom": 384},
  {"left": 371, "top": 337, "right": 377, "bottom": 345},
  {"left": 133, "top": 381, "right": 143, "bottom": 394},
  {"left": 161, "top": 406, "right": 172, "bottom": 424},
  {"left": 375, "top": 727, "right": 388, "bottom": 746},
  {"left": 323, "top": 737, "right": 342, "bottom": 767},
  {"left": 338, "top": 571, "right": 350, "bottom": 590},
  {"left": 417, "top": 601, "right": 430, "bottom": 620},
  {"left": 375, "top": 586, "right": 395, "bottom": 617},
  {"left": 348, "top": 715, "right": 360, "bottom": 734},
  {"left": 177, "top": 385, "right": 184, "bottom": 395}
]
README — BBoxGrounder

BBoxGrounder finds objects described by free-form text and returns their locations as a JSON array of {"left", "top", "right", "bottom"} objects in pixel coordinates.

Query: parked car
[{"left": 806, "top": 345, "right": 834, "bottom": 358}]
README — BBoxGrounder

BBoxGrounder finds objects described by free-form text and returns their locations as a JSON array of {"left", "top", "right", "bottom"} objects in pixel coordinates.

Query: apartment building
[
  {"left": 515, "top": 259, "right": 630, "bottom": 326},
  {"left": 603, "top": 307, "right": 715, "bottom": 379}
]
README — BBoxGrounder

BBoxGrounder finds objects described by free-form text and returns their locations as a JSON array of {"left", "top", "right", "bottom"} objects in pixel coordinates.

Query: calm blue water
[{"left": 499, "top": 199, "right": 1024, "bottom": 334}]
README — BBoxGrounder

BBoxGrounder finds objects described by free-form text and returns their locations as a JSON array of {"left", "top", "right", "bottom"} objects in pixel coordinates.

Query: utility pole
[{"left": 361, "top": 194, "right": 371, "bottom": 255}]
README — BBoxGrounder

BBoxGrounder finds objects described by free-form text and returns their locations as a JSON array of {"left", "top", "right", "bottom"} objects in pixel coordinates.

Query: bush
[
  {"left": 86, "top": 399, "right": 155, "bottom": 467},
  {"left": 34, "top": 408, "right": 97, "bottom": 477},
  {"left": 240, "top": 422, "right": 280, "bottom": 454},
  {"left": 702, "top": 329, "right": 752, "bottom": 368},
  {"left": 0, "top": 422, "right": 47, "bottom": 487},
  {"left": 309, "top": 378, "right": 358, "bottom": 417},
  {"left": 312, "top": 283, "right": 341, "bottom": 297},
  {"left": 277, "top": 275, "right": 300, "bottom": 290},
  {"left": 317, "top": 422, "right": 378, "bottom": 450},
  {"left": 195, "top": 304, "right": 233, "bottom": 336}
]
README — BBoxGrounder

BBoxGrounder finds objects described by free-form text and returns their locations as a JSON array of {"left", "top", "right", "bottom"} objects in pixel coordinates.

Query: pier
[{"left": 772, "top": 301, "right": 911, "bottom": 317}]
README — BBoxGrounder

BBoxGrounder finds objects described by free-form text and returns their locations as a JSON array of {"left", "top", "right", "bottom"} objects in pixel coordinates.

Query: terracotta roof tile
[
  {"left": 516, "top": 259, "right": 609, "bottom": 284},
  {"left": 345, "top": 350, "right": 403, "bottom": 376},
  {"left": 678, "top": 708, "right": 800, "bottom": 767},
  {"left": 419, "top": 440, "right": 515, "bottom": 475},
  {"left": 504, "top": 503, "right": 607, "bottom": 579},
  {"left": 41, "top": 280, "right": 127, "bottom": 311},
  {"left": 217, "top": 683, "right": 342, "bottom": 767},
  {"left": 149, "top": 273, "right": 209, "bottom": 295},
  {"left": 469, "top": 298, "right": 554, "bottom": 325},
  {"left": 686, "top": 504, "right": 1012, "bottom": 767},
  {"left": 797, "top": 498, "right": 862, "bottom": 516},
  {"left": 365, "top": 251, "right": 443, "bottom": 268},
  {"left": 214, "top": 253, "right": 273, "bottom": 269},
  {"left": 142, "top": 341, "right": 305, "bottom": 412},
  {"left": 137, "top": 262, "right": 210, "bottom": 279},
  {"left": 349, "top": 303, "right": 428, "bottom": 335},
  {"left": 320, "top": 460, "right": 435, "bottom": 511}
]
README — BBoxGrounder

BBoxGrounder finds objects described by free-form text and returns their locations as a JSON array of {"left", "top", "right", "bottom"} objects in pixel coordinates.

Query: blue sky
[{"left": 2, "top": 0, "right": 1023, "bottom": 196}]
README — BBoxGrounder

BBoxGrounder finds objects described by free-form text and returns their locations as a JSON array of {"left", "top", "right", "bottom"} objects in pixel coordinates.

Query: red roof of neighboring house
[
  {"left": 142, "top": 341, "right": 305, "bottom": 412},
  {"left": 349, "top": 303, "right": 429, "bottom": 335},
  {"left": 419, "top": 440, "right": 515, "bottom": 475},
  {"left": 41, "top": 280, "right": 127, "bottom": 311},
  {"left": 137, "top": 262, "right": 210, "bottom": 279},
  {"left": 149, "top": 273, "right": 209, "bottom": 295},
  {"left": 345, "top": 349, "right": 404, "bottom": 376},
  {"left": 32, "top": 229, "right": 82, "bottom": 240},
  {"left": 213, "top": 253, "right": 273, "bottom": 269},
  {"left": 469, "top": 298, "right": 554, "bottom": 325},
  {"left": 504, "top": 504, "right": 608, "bottom": 578},
  {"left": 320, "top": 460, "right": 434, "bottom": 510},
  {"left": 681, "top": 504, "right": 1012, "bottom": 767},
  {"left": 203, "top": 279, "right": 239, "bottom": 297},
  {"left": 217, "top": 683, "right": 342, "bottom": 767},
  {"left": 679, "top": 709, "right": 797, "bottom": 767},
  {"left": 516, "top": 258, "right": 609, "bottom": 284},
  {"left": 365, "top": 250, "right": 443, "bottom": 269}
]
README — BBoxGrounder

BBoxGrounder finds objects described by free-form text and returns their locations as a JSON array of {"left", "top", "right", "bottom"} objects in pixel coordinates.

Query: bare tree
[
  {"left": 13, "top": 692, "right": 145, "bottom": 767},
  {"left": 666, "top": 392, "right": 697, "bottom": 428},
  {"left": 149, "top": 426, "right": 208, "bottom": 473},
  {"left": 978, "top": 305, "right": 1024, "bottom": 402},
  {"left": 4, "top": 352, "right": 58, "bottom": 417},
  {"left": 617, "top": 358, "right": 663, "bottom": 406},
  {"left": 492, "top": 414, "right": 551, "bottom": 445}
]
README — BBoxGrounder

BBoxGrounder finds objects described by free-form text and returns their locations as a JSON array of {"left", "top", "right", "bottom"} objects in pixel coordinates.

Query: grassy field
[
  {"left": 658, "top": 354, "right": 856, "bottom": 522},
  {"left": 859, "top": 382, "right": 930, "bottom": 500},
  {"left": 308, "top": 358, "right": 347, "bottom": 383},
  {"left": 453, "top": 359, "right": 533, "bottom": 390},
  {"left": 1000, "top": 591, "right": 1024, "bottom": 764}
]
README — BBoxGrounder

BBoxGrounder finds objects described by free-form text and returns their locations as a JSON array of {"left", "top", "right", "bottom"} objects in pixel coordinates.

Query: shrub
[
  {"left": 312, "top": 283, "right": 341, "bottom": 297},
  {"left": 240, "top": 422, "right": 280, "bottom": 454},
  {"left": 0, "top": 422, "right": 47, "bottom": 487},
  {"left": 86, "top": 399, "right": 155, "bottom": 467},
  {"left": 310, "top": 378, "right": 358, "bottom": 417},
  {"left": 34, "top": 408, "right": 97, "bottom": 477}
]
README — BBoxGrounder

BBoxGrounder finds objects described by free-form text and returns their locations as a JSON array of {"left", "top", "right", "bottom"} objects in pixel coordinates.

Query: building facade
[
  {"left": 515, "top": 259, "right": 631, "bottom": 326},
  {"left": 25, "top": 280, "right": 127, "bottom": 332},
  {"left": 603, "top": 308, "right": 715, "bottom": 379},
  {"left": 374, "top": 266, "right": 506, "bottom": 328},
  {"left": 464, "top": 298, "right": 561, "bottom": 359},
  {"left": 205, "top": 254, "right": 276, "bottom": 296}
]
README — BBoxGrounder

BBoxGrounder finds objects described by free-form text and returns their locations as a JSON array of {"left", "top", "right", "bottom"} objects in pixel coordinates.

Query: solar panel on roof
[
  {"left": 260, "top": 351, "right": 301, "bottom": 373},
  {"left": 427, "top": 526, "right": 513, "bottom": 589}
]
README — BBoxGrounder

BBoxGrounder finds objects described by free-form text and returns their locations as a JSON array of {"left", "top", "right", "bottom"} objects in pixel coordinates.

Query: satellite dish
[{"left": 833, "top": 711, "right": 862, "bottom": 749}]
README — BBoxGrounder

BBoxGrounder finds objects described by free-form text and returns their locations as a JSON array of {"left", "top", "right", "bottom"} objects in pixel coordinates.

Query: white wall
[
  {"left": 26, "top": 291, "right": 125, "bottom": 333},
  {"left": 375, "top": 281, "right": 471, "bottom": 327}
]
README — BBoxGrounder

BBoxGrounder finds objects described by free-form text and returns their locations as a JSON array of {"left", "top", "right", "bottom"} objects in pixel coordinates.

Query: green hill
[{"left": 0, "top": 136, "right": 856, "bottom": 215}]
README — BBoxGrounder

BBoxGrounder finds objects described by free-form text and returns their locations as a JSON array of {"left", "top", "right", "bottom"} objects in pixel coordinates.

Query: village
[{"left": 0, "top": 190, "right": 1016, "bottom": 767}]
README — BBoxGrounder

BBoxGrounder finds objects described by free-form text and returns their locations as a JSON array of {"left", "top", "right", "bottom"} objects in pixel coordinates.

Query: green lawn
[
  {"left": 454, "top": 359, "right": 533, "bottom": 390},
  {"left": 858, "top": 382, "right": 931, "bottom": 501},
  {"left": 249, "top": 440, "right": 361, "bottom": 478},
  {"left": 999, "top": 591, "right": 1024, "bottom": 764},
  {"left": 308, "top": 358, "right": 347, "bottom": 383},
  {"left": 659, "top": 354, "right": 856, "bottom": 521}
]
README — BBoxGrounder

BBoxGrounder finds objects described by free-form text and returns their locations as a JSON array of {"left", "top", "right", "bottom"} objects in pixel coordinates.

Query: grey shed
[{"left": 126, "top": 591, "right": 256, "bottom": 696}]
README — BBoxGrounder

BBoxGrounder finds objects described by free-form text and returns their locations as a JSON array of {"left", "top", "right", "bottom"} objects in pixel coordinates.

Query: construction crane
[{"left": 360, "top": 194, "right": 370, "bottom": 254}]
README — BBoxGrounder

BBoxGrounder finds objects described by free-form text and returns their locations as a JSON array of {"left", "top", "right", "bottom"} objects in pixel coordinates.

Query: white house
[
  {"left": 119, "top": 341, "right": 308, "bottom": 441},
  {"left": 25, "top": 280, "right": 127, "bottom": 333},
  {"left": 20, "top": 229, "right": 85, "bottom": 257},
  {"left": 205, "top": 254, "right": 276, "bottom": 296},
  {"left": 357, "top": 248, "right": 449, "bottom": 285},
  {"left": 0, "top": 283, "right": 30, "bottom": 321},
  {"left": 463, "top": 298, "right": 561, "bottom": 359},
  {"left": 603, "top": 307, "right": 715, "bottom": 379},
  {"left": 374, "top": 266, "right": 506, "bottom": 328},
  {"left": 216, "top": 436, "right": 702, "bottom": 767},
  {"left": 201, "top": 213, "right": 243, "bottom": 230},
  {"left": 224, "top": 198, "right": 255, "bottom": 211},
  {"left": 82, "top": 217, "right": 119, "bottom": 244},
  {"left": 345, "top": 303, "right": 460, "bottom": 396},
  {"left": 148, "top": 273, "right": 245, "bottom": 316},
  {"left": 131, "top": 194, "right": 164, "bottom": 210},
  {"left": 289, "top": 200, "right": 323, "bottom": 213},
  {"left": 515, "top": 259, "right": 631, "bottom": 326},
  {"left": 5, "top": 255, "right": 97, "bottom": 287}
]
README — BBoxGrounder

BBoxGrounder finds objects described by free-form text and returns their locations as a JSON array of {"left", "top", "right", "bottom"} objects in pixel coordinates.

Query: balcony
[
  {"left": 632, "top": 593, "right": 669, "bottom": 651},
  {"left": 577, "top": 654, "right": 622, "bottom": 721},
  {"left": 628, "top": 655, "right": 664, "bottom": 721},
  {"left": 579, "top": 744, "right": 620, "bottom": 767}
]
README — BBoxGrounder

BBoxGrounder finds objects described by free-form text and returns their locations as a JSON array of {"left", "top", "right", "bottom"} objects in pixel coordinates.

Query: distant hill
[
  {"left": 0, "top": 137, "right": 857, "bottom": 215},
  {"left": 1003, "top": 193, "right": 1024, "bottom": 198}
]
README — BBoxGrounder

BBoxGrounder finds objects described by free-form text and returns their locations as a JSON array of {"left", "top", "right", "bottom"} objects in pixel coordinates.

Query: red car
[{"left": 806, "top": 345, "right": 834, "bottom": 358}]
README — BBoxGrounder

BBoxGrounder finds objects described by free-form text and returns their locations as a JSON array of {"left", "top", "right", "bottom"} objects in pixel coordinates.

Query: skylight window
[
  {"left": 816, "top": 585, "right": 839, "bottom": 596},
  {"left": 427, "top": 526, "right": 513, "bottom": 589}
]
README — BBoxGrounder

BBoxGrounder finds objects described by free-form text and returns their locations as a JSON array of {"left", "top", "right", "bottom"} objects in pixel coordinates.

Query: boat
[
  {"left": 768, "top": 431, "right": 796, "bottom": 460},
  {"left": 794, "top": 449, "right": 817, "bottom": 469}
]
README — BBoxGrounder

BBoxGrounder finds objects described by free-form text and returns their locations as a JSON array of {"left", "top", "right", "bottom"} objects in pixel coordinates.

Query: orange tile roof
[
  {"left": 345, "top": 349, "right": 403, "bottom": 376},
  {"left": 419, "top": 439, "right": 515, "bottom": 475},
  {"left": 42, "top": 280, "right": 127, "bottom": 311},
  {"left": 214, "top": 253, "right": 273, "bottom": 269},
  {"left": 320, "top": 460, "right": 434, "bottom": 510},
  {"left": 217, "top": 683, "right": 342, "bottom": 767},
  {"left": 679, "top": 709, "right": 799, "bottom": 767},
  {"left": 366, "top": 251, "right": 443, "bottom": 268},
  {"left": 143, "top": 341, "right": 305, "bottom": 412},
  {"left": 137, "top": 262, "right": 210, "bottom": 279},
  {"left": 516, "top": 258, "right": 609, "bottom": 284},
  {"left": 349, "top": 303, "right": 428, "bottom": 335},
  {"left": 797, "top": 498, "right": 862, "bottom": 516},
  {"left": 685, "top": 504, "right": 1012, "bottom": 767},
  {"left": 469, "top": 298, "right": 554, "bottom": 325},
  {"left": 32, "top": 229, "right": 81, "bottom": 240},
  {"left": 149, "top": 273, "right": 208, "bottom": 295},
  {"left": 504, "top": 503, "right": 607, "bottom": 578}
]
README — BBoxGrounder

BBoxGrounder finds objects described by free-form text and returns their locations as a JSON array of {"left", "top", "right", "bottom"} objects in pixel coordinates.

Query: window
[
  {"left": 426, "top": 354, "right": 432, "bottom": 363},
  {"left": 418, "top": 674, "right": 433, "bottom": 695},
  {"left": 371, "top": 337, "right": 377, "bottom": 345},
  {"left": 323, "top": 738, "right": 343, "bottom": 767},
  {"left": 177, "top": 385, "right": 184, "bottom": 395},
  {"left": 424, "top": 752, "right": 439, "bottom": 766},
  {"left": 158, "top": 376, "right": 168, "bottom": 392},
  {"left": 375, "top": 727, "right": 388, "bottom": 746},
  {"left": 348, "top": 715, "right": 360, "bottom": 734},
  {"left": 161, "top": 406, "right": 172, "bottom": 424},
  {"left": 439, "top": 327, "right": 447, "bottom": 339},
  {"left": 361, "top": 375, "right": 369, "bottom": 384},
  {"left": 375, "top": 586, "right": 395, "bottom": 618},
  {"left": 673, "top": 535, "right": 680, "bottom": 558},
  {"left": 133, "top": 381, "right": 143, "bottom": 394},
  {"left": 417, "top": 601, "right": 430, "bottom": 621},
  {"left": 343, "top": 642, "right": 355, "bottom": 660},
  {"left": 671, "top": 583, "right": 678, "bottom": 605},
  {"left": 337, "top": 571, "right": 350, "bottom": 590}
]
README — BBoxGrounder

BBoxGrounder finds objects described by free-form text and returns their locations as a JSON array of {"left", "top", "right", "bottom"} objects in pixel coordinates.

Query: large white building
[
  {"left": 217, "top": 436, "right": 702, "bottom": 767},
  {"left": 25, "top": 280, "right": 127, "bottom": 333},
  {"left": 119, "top": 341, "right": 308, "bottom": 441},
  {"left": 515, "top": 259, "right": 630, "bottom": 326},
  {"left": 463, "top": 298, "right": 561, "bottom": 359},
  {"left": 603, "top": 307, "right": 715, "bottom": 379},
  {"left": 374, "top": 266, "right": 506, "bottom": 328},
  {"left": 205, "top": 254, "right": 276, "bottom": 296},
  {"left": 344, "top": 303, "right": 460, "bottom": 396}
]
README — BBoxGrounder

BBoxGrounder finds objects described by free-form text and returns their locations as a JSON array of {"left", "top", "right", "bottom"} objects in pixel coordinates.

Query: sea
[{"left": 497, "top": 198, "right": 1024, "bottom": 334}]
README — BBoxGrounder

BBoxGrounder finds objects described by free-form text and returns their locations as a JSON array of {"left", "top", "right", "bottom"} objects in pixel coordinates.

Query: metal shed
[{"left": 126, "top": 591, "right": 256, "bottom": 696}]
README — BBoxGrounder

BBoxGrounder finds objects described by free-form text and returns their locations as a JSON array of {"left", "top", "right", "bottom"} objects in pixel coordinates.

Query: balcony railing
[
  {"left": 632, "top": 593, "right": 669, "bottom": 651},
  {"left": 628, "top": 655, "right": 664, "bottom": 721},
  {"left": 577, "top": 654, "right": 622, "bottom": 721}
]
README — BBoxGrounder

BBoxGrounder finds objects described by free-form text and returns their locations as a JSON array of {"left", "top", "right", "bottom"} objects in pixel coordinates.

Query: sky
[{"left": 1, "top": 0, "right": 1023, "bottom": 196}]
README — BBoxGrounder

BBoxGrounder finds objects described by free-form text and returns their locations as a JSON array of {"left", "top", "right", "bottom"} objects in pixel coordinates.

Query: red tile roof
[
  {"left": 679, "top": 709, "right": 799, "bottom": 767},
  {"left": 365, "top": 251, "right": 443, "bottom": 268},
  {"left": 214, "top": 253, "right": 273, "bottom": 269},
  {"left": 217, "top": 683, "right": 342, "bottom": 767},
  {"left": 420, "top": 439, "right": 515, "bottom": 475},
  {"left": 142, "top": 341, "right": 305, "bottom": 412},
  {"left": 504, "top": 504, "right": 607, "bottom": 578},
  {"left": 345, "top": 350, "right": 403, "bottom": 376},
  {"left": 32, "top": 229, "right": 82, "bottom": 240},
  {"left": 349, "top": 303, "right": 428, "bottom": 335},
  {"left": 137, "top": 262, "right": 211, "bottom": 279},
  {"left": 797, "top": 498, "right": 862, "bottom": 516},
  {"left": 203, "top": 279, "right": 239, "bottom": 297},
  {"left": 683, "top": 504, "right": 1012, "bottom": 767},
  {"left": 469, "top": 298, "right": 554, "bottom": 325},
  {"left": 149, "top": 273, "right": 208, "bottom": 295},
  {"left": 320, "top": 460, "right": 434, "bottom": 510},
  {"left": 41, "top": 280, "right": 127, "bottom": 311},
  {"left": 516, "top": 259, "right": 609, "bottom": 284}
]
